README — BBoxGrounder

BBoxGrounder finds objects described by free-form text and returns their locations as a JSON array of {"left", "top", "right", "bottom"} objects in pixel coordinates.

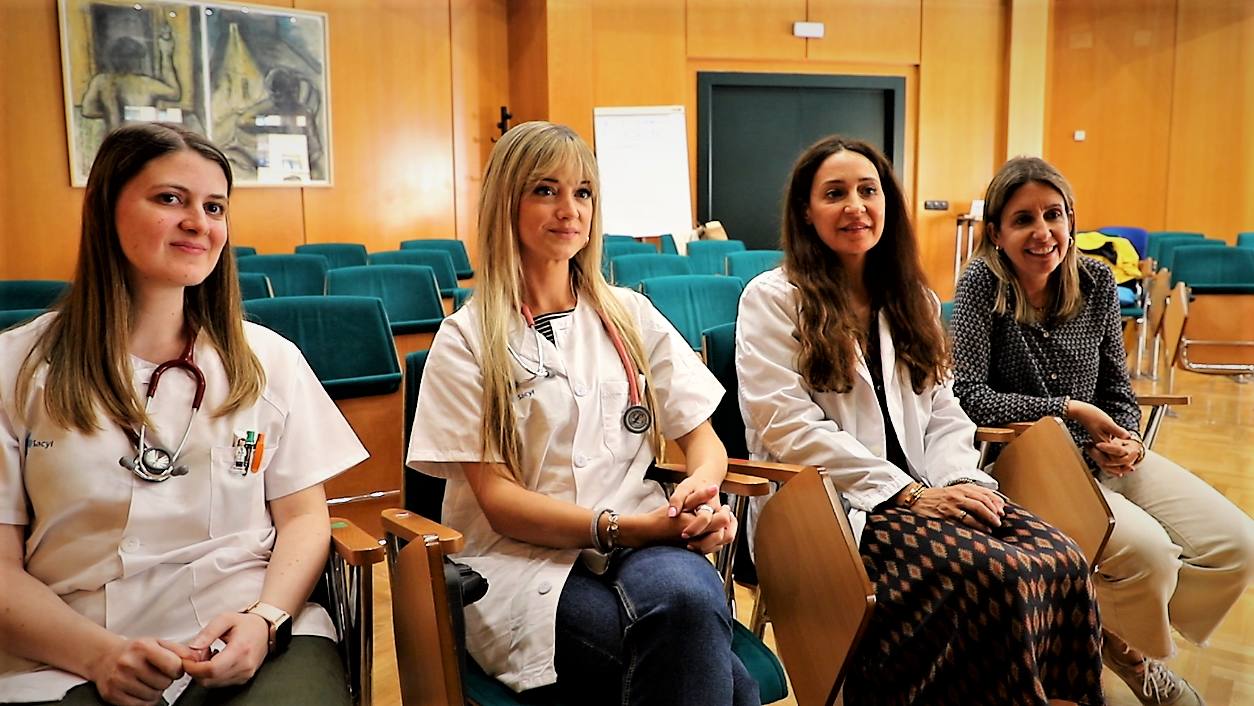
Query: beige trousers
[{"left": 1094, "top": 449, "right": 1254, "bottom": 659}]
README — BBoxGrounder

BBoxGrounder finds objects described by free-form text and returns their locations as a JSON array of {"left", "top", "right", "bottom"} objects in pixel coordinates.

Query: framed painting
[{"left": 58, "top": 0, "right": 333, "bottom": 187}]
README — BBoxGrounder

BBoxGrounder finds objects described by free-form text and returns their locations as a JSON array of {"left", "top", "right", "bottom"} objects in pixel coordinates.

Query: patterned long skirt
[{"left": 843, "top": 503, "right": 1105, "bottom": 706}]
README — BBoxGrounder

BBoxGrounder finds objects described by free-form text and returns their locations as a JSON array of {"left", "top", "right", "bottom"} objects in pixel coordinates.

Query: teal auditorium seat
[
  {"left": 232, "top": 245, "right": 257, "bottom": 258},
  {"left": 639, "top": 275, "right": 742, "bottom": 350},
  {"left": 369, "top": 249, "right": 472, "bottom": 305},
  {"left": 296, "top": 243, "right": 369, "bottom": 270},
  {"left": 1237, "top": 233, "right": 1254, "bottom": 249},
  {"left": 328, "top": 265, "right": 444, "bottom": 335},
  {"left": 1172, "top": 246, "right": 1254, "bottom": 293},
  {"left": 1146, "top": 232, "right": 1204, "bottom": 264},
  {"left": 601, "top": 240, "right": 656, "bottom": 278},
  {"left": 389, "top": 346, "right": 789, "bottom": 706},
  {"left": 400, "top": 238, "right": 474, "bottom": 280},
  {"left": 700, "top": 322, "right": 748, "bottom": 460},
  {"left": 658, "top": 233, "right": 679, "bottom": 255},
  {"left": 0, "top": 309, "right": 44, "bottom": 330},
  {"left": 725, "top": 250, "right": 784, "bottom": 284},
  {"left": 236, "top": 254, "right": 329, "bottom": 297},
  {"left": 686, "top": 240, "right": 747, "bottom": 275},
  {"left": 1157, "top": 238, "right": 1225, "bottom": 274},
  {"left": 0, "top": 279, "right": 68, "bottom": 310},
  {"left": 245, "top": 296, "right": 401, "bottom": 399},
  {"left": 609, "top": 253, "right": 691, "bottom": 288},
  {"left": 238, "top": 272, "right": 273, "bottom": 300}
]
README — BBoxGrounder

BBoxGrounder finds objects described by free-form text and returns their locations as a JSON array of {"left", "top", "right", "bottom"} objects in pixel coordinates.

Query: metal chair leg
[{"left": 749, "top": 585, "right": 769, "bottom": 638}]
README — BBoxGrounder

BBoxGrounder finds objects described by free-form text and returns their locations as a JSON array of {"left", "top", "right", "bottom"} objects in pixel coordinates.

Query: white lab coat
[
  {"left": 406, "top": 289, "right": 722, "bottom": 692},
  {"left": 735, "top": 268, "right": 995, "bottom": 546},
  {"left": 0, "top": 314, "right": 368, "bottom": 703}
]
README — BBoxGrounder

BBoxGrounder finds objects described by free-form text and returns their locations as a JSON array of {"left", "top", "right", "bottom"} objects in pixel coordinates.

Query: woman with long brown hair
[
  {"left": 736, "top": 135, "right": 1104, "bottom": 705},
  {"left": 0, "top": 123, "right": 364, "bottom": 705}
]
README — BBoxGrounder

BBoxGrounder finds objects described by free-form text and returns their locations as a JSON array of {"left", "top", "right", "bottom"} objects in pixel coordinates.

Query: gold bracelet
[{"left": 902, "top": 482, "right": 926, "bottom": 508}]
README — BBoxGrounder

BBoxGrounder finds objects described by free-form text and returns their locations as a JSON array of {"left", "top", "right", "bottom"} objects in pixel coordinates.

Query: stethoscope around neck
[
  {"left": 118, "top": 334, "right": 207, "bottom": 482},
  {"left": 510, "top": 303, "right": 653, "bottom": 434}
]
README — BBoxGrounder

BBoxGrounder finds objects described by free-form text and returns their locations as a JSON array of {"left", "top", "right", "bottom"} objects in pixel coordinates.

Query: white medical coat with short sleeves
[
  {"left": 406, "top": 289, "right": 723, "bottom": 692},
  {"left": 0, "top": 314, "right": 368, "bottom": 702},
  {"left": 735, "top": 268, "right": 995, "bottom": 545}
]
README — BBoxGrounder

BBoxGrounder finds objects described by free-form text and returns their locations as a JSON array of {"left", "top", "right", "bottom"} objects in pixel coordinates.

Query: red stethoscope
[
  {"left": 118, "top": 335, "right": 207, "bottom": 482},
  {"left": 514, "top": 303, "right": 653, "bottom": 434}
]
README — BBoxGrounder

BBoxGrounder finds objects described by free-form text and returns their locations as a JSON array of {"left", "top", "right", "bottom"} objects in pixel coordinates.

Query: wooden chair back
[
  {"left": 991, "top": 418, "right": 1115, "bottom": 568},
  {"left": 754, "top": 467, "right": 875, "bottom": 706},
  {"left": 383, "top": 509, "right": 466, "bottom": 706},
  {"left": 1161, "top": 282, "right": 1190, "bottom": 369},
  {"left": 1147, "top": 269, "right": 1172, "bottom": 336}
]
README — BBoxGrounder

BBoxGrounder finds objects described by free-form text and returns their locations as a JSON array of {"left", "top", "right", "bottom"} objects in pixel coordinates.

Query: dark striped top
[{"left": 532, "top": 308, "right": 574, "bottom": 345}]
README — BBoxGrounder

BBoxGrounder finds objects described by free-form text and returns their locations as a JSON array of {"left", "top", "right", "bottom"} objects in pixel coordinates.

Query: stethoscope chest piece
[
  {"left": 622, "top": 404, "right": 652, "bottom": 434},
  {"left": 119, "top": 447, "right": 190, "bottom": 482}
]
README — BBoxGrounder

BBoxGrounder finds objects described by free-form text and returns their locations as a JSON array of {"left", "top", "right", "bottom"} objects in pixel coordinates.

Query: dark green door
[{"left": 697, "top": 73, "right": 905, "bottom": 251}]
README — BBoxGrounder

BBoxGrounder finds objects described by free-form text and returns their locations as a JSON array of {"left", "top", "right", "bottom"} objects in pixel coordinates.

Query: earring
[{"left": 995, "top": 244, "right": 1003, "bottom": 252}]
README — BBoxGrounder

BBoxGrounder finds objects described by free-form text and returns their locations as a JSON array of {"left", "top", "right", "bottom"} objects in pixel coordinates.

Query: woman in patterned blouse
[{"left": 951, "top": 156, "right": 1254, "bottom": 706}]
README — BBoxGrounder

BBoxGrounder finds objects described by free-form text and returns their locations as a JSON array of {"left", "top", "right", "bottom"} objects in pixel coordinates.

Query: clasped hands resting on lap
[
  {"left": 609, "top": 477, "right": 738, "bottom": 555},
  {"left": 1065, "top": 399, "right": 1145, "bottom": 478},
  {"left": 87, "top": 611, "right": 271, "bottom": 706}
]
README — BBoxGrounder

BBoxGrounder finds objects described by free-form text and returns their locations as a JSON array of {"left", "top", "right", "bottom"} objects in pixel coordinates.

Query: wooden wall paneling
[
  {"left": 1045, "top": 0, "right": 1102, "bottom": 228},
  {"left": 544, "top": 0, "right": 595, "bottom": 141},
  {"left": 915, "top": 0, "right": 1009, "bottom": 300},
  {"left": 1004, "top": 0, "right": 1048, "bottom": 159},
  {"left": 296, "top": 0, "right": 456, "bottom": 253},
  {"left": 805, "top": 0, "right": 921, "bottom": 66},
  {"left": 1, "top": 0, "right": 83, "bottom": 280},
  {"left": 450, "top": 0, "right": 509, "bottom": 267},
  {"left": 590, "top": 0, "right": 687, "bottom": 110},
  {"left": 686, "top": 0, "right": 807, "bottom": 61},
  {"left": 1047, "top": 1, "right": 1176, "bottom": 232},
  {"left": 1164, "top": 0, "right": 1254, "bottom": 241},
  {"left": 507, "top": 0, "right": 549, "bottom": 126}
]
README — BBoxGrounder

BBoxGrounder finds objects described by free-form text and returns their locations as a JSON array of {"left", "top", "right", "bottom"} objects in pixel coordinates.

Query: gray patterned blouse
[{"left": 950, "top": 256, "right": 1141, "bottom": 449}]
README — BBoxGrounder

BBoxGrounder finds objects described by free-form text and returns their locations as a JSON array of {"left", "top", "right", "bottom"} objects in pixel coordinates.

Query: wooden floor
[{"left": 366, "top": 368, "right": 1254, "bottom": 705}]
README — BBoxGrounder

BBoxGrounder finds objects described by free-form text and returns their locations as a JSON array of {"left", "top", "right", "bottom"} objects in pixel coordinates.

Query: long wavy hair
[
  {"left": 475, "top": 121, "right": 663, "bottom": 479},
  {"left": 17, "top": 122, "right": 263, "bottom": 431},
  {"left": 781, "top": 136, "right": 948, "bottom": 394},
  {"left": 971, "top": 156, "right": 1083, "bottom": 323}
]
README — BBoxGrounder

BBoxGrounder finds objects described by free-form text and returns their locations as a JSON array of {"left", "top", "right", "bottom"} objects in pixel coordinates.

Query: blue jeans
[{"left": 552, "top": 546, "right": 760, "bottom": 706}]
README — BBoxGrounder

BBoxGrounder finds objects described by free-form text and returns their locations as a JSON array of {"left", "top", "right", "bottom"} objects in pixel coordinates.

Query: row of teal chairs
[
  {"left": 608, "top": 250, "right": 783, "bottom": 288},
  {"left": 235, "top": 239, "right": 475, "bottom": 280},
  {"left": 236, "top": 250, "right": 473, "bottom": 304}
]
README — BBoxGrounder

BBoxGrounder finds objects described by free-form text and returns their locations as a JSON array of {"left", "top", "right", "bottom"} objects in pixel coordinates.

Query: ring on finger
[
  {"left": 695, "top": 504, "right": 716, "bottom": 515},
  {"left": 957, "top": 509, "right": 968, "bottom": 521}
]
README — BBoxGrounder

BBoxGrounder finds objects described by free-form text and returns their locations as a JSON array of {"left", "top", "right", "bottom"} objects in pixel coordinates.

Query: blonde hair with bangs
[
  {"left": 476, "top": 121, "right": 663, "bottom": 480},
  {"left": 972, "top": 156, "right": 1085, "bottom": 324}
]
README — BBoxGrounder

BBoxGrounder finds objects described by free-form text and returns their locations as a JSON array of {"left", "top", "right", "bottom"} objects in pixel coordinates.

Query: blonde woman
[
  {"left": 952, "top": 156, "right": 1254, "bottom": 706},
  {"left": 407, "top": 122, "right": 756, "bottom": 705},
  {"left": 0, "top": 123, "right": 365, "bottom": 705}
]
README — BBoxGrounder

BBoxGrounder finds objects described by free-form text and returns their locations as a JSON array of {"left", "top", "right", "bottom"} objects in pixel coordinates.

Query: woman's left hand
[
  {"left": 179, "top": 611, "right": 271, "bottom": 687},
  {"left": 1089, "top": 437, "right": 1141, "bottom": 477},
  {"left": 679, "top": 502, "right": 738, "bottom": 554}
]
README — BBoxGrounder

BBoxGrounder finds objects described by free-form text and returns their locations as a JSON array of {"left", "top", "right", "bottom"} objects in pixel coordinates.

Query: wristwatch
[{"left": 243, "top": 601, "right": 292, "bottom": 655}]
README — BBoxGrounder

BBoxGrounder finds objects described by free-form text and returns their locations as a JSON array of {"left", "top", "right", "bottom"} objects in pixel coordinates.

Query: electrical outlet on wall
[{"left": 923, "top": 200, "right": 949, "bottom": 211}]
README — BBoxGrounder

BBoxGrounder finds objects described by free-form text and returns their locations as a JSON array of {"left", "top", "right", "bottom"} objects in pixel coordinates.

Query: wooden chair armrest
[
  {"left": 975, "top": 427, "right": 1019, "bottom": 444},
  {"left": 329, "top": 517, "right": 385, "bottom": 566},
  {"left": 1137, "top": 394, "right": 1190, "bottom": 406},
  {"left": 726, "top": 458, "right": 813, "bottom": 484},
  {"left": 381, "top": 508, "right": 465, "bottom": 553},
  {"left": 650, "top": 464, "right": 772, "bottom": 497}
]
